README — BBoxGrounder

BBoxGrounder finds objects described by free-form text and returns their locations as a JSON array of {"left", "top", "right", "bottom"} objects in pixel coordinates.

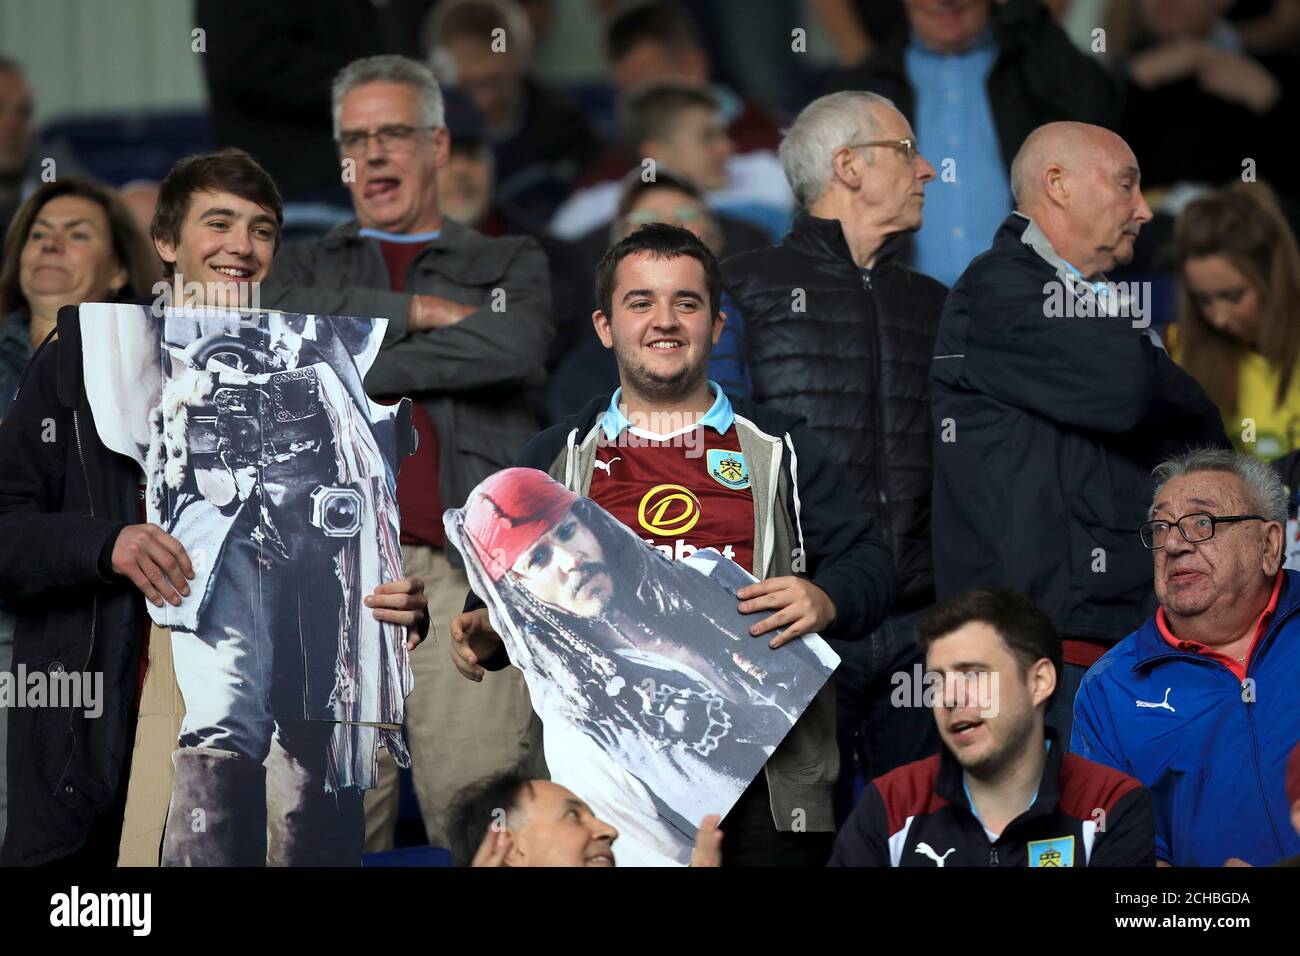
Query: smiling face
[
  {"left": 338, "top": 81, "right": 447, "bottom": 234},
  {"left": 154, "top": 189, "right": 276, "bottom": 308},
  {"left": 506, "top": 781, "right": 619, "bottom": 867},
  {"left": 593, "top": 250, "right": 723, "bottom": 404},
  {"left": 1151, "top": 471, "right": 1283, "bottom": 628},
  {"left": 20, "top": 194, "right": 127, "bottom": 310},
  {"left": 509, "top": 505, "right": 615, "bottom": 618},
  {"left": 926, "top": 622, "right": 1052, "bottom": 779},
  {"left": 1183, "top": 254, "right": 1264, "bottom": 346}
]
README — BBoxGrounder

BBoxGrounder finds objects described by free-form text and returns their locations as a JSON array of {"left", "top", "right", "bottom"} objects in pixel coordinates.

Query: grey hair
[
  {"left": 778, "top": 91, "right": 897, "bottom": 208},
  {"left": 1150, "top": 448, "right": 1290, "bottom": 524},
  {"left": 331, "top": 55, "right": 445, "bottom": 140}
]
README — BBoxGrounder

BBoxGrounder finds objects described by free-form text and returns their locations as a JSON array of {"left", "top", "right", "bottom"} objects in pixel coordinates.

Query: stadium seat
[{"left": 39, "top": 110, "right": 214, "bottom": 186}]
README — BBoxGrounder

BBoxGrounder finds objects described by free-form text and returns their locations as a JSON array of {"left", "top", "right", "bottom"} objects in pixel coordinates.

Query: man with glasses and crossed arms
[
  {"left": 1072, "top": 449, "right": 1300, "bottom": 867},
  {"left": 258, "top": 54, "right": 551, "bottom": 853}
]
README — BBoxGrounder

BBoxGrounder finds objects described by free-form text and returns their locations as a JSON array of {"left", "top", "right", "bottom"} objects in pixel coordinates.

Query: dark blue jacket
[
  {"left": 930, "top": 214, "right": 1228, "bottom": 643},
  {"left": 1071, "top": 570, "right": 1300, "bottom": 866},
  {"left": 830, "top": 731, "right": 1154, "bottom": 867},
  {"left": 723, "top": 214, "right": 947, "bottom": 611}
]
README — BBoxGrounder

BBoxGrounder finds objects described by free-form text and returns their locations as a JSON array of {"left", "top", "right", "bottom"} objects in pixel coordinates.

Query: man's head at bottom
[
  {"left": 447, "top": 769, "right": 619, "bottom": 867},
  {"left": 915, "top": 589, "right": 1062, "bottom": 780}
]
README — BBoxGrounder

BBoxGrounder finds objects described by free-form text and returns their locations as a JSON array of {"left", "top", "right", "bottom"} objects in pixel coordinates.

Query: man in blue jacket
[
  {"left": 1072, "top": 449, "right": 1300, "bottom": 867},
  {"left": 930, "top": 121, "right": 1227, "bottom": 744}
]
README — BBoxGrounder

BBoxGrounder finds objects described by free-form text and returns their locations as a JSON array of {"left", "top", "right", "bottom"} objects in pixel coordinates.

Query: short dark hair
[
  {"left": 606, "top": 1, "right": 700, "bottom": 63},
  {"left": 915, "top": 589, "right": 1063, "bottom": 712},
  {"left": 593, "top": 221, "right": 722, "bottom": 322},
  {"left": 150, "top": 148, "right": 283, "bottom": 277},
  {"left": 620, "top": 82, "right": 718, "bottom": 153},
  {"left": 445, "top": 767, "right": 534, "bottom": 866}
]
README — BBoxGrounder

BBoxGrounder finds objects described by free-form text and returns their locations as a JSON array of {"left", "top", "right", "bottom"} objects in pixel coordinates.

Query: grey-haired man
[{"left": 259, "top": 54, "right": 552, "bottom": 850}]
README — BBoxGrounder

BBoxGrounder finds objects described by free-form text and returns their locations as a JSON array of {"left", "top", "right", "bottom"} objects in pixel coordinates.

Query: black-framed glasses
[
  {"left": 1139, "top": 512, "right": 1268, "bottom": 550},
  {"left": 336, "top": 124, "right": 437, "bottom": 154},
  {"left": 845, "top": 138, "right": 918, "bottom": 162}
]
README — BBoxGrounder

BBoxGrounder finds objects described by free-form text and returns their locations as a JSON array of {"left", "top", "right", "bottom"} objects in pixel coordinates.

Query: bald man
[{"left": 928, "top": 121, "right": 1228, "bottom": 742}]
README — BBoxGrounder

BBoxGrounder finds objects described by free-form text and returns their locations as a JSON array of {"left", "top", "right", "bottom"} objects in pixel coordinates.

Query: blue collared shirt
[
  {"left": 1060, "top": 259, "right": 1112, "bottom": 302},
  {"left": 963, "top": 740, "right": 1052, "bottom": 833},
  {"left": 905, "top": 28, "right": 1011, "bottom": 286},
  {"left": 600, "top": 380, "right": 735, "bottom": 441}
]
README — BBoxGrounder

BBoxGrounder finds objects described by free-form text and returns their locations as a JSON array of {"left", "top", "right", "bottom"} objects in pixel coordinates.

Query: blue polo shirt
[{"left": 905, "top": 28, "right": 1012, "bottom": 286}]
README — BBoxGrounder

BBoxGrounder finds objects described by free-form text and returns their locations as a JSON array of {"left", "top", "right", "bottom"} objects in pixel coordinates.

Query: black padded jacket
[{"left": 722, "top": 213, "right": 948, "bottom": 611}]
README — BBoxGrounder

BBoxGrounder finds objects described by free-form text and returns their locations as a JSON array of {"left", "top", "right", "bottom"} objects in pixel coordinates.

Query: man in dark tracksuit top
[
  {"left": 831, "top": 589, "right": 1154, "bottom": 866},
  {"left": 451, "top": 224, "right": 898, "bottom": 866},
  {"left": 929, "top": 123, "right": 1227, "bottom": 744}
]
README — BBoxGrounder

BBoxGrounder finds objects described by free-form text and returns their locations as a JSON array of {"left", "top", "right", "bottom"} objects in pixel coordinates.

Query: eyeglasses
[
  {"left": 845, "top": 138, "right": 918, "bottom": 162},
  {"left": 336, "top": 124, "right": 437, "bottom": 155},
  {"left": 1138, "top": 512, "right": 1268, "bottom": 550}
]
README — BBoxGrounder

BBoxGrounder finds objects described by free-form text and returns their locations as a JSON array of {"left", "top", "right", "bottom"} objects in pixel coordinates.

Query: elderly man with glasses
[
  {"left": 722, "top": 91, "right": 949, "bottom": 815},
  {"left": 258, "top": 54, "right": 552, "bottom": 854},
  {"left": 1072, "top": 448, "right": 1300, "bottom": 867}
]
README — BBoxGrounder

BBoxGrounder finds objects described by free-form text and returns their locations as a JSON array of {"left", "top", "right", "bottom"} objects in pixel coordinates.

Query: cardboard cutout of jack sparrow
[
  {"left": 445, "top": 467, "right": 839, "bottom": 866},
  {"left": 80, "top": 303, "right": 415, "bottom": 866}
]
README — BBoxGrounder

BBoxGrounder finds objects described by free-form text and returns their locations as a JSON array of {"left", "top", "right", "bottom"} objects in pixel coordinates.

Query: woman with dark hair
[
  {"left": 0, "top": 176, "right": 160, "bottom": 420},
  {"left": 1172, "top": 182, "right": 1300, "bottom": 461}
]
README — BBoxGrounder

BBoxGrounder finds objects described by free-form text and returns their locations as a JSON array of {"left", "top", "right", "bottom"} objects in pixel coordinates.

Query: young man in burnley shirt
[
  {"left": 830, "top": 588, "right": 1154, "bottom": 867},
  {"left": 451, "top": 222, "right": 898, "bottom": 866}
]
